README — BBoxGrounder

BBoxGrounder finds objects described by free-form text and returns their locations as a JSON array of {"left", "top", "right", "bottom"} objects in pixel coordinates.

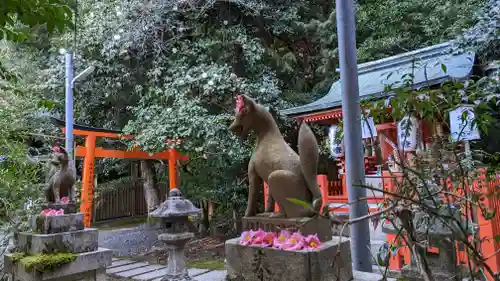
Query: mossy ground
[
  {"left": 11, "top": 252, "right": 77, "bottom": 272},
  {"left": 187, "top": 258, "right": 225, "bottom": 270}
]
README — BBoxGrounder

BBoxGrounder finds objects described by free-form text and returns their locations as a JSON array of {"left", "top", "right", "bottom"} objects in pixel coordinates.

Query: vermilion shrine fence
[{"left": 264, "top": 170, "right": 500, "bottom": 280}]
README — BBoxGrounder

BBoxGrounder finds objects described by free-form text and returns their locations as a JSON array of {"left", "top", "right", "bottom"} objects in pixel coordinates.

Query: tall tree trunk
[{"left": 140, "top": 160, "right": 159, "bottom": 213}]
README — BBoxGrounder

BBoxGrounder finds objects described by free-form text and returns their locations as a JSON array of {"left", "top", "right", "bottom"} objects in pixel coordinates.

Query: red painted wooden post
[
  {"left": 81, "top": 135, "right": 96, "bottom": 228},
  {"left": 168, "top": 148, "right": 178, "bottom": 190},
  {"left": 263, "top": 181, "right": 279, "bottom": 212}
]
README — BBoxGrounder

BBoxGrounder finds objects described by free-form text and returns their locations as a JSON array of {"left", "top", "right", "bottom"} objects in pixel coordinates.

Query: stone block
[
  {"left": 17, "top": 229, "right": 98, "bottom": 255},
  {"left": 4, "top": 247, "right": 112, "bottom": 281},
  {"left": 225, "top": 237, "right": 353, "bottom": 281},
  {"left": 242, "top": 216, "right": 331, "bottom": 242},
  {"left": 32, "top": 213, "right": 84, "bottom": 234}
]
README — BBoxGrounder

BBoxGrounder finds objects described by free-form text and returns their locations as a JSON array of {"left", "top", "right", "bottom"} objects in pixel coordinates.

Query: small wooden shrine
[{"left": 281, "top": 41, "right": 477, "bottom": 210}]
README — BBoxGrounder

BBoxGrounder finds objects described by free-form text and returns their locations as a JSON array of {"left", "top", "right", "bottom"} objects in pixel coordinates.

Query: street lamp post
[
  {"left": 65, "top": 52, "right": 74, "bottom": 157},
  {"left": 64, "top": 51, "right": 95, "bottom": 158},
  {"left": 336, "top": 0, "right": 372, "bottom": 272}
]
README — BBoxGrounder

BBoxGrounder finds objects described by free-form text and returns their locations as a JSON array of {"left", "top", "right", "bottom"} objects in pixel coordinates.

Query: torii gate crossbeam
[{"left": 51, "top": 118, "right": 188, "bottom": 227}]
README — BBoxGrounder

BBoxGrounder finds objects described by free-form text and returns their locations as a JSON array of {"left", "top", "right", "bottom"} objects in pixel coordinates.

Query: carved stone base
[
  {"left": 225, "top": 237, "right": 353, "bottom": 281},
  {"left": 242, "top": 216, "right": 331, "bottom": 242},
  {"left": 17, "top": 229, "right": 98, "bottom": 254},
  {"left": 32, "top": 213, "right": 85, "bottom": 234}
]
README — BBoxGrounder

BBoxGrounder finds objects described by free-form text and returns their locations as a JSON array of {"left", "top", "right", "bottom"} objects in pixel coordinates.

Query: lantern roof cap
[{"left": 150, "top": 188, "right": 201, "bottom": 218}]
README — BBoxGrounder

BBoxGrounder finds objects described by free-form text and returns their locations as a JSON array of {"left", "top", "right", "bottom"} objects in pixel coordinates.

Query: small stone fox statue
[
  {"left": 229, "top": 94, "right": 322, "bottom": 218},
  {"left": 45, "top": 146, "right": 76, "bottom": 203}
]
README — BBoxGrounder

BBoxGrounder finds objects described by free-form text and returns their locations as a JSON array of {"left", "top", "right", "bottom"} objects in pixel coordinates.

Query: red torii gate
[{"left": 51, "top": 118, "right": 188, "bottom": 227}]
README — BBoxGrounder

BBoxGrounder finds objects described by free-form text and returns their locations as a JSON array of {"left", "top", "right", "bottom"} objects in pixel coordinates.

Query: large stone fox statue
[
  {"left": 45, "top": 146, "right": 76, "bottom": 203},
  {"left": 229, "top": 94, "right": 322, "bottom": 218}
]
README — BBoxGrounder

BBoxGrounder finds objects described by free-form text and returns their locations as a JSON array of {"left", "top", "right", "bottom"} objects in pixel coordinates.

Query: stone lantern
[
  {"left": 382, "top": 183, "right": 473, "bottom": 281},
  {"left": 150, "top": 188, "right": 201, "bottom": 281}
]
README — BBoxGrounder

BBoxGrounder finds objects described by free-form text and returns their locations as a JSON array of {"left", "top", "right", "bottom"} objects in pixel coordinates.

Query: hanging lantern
[
  {"left": 397, "top": 116, "right": 419, "bottom": 151},
  {"left": 329, "top": 125, "right": 344, "bottom": 158}
]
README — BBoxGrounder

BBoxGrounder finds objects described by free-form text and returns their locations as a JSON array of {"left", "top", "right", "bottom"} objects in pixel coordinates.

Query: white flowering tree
[{"left": 1, "top": 0, "right": 489, "bottom": 226}]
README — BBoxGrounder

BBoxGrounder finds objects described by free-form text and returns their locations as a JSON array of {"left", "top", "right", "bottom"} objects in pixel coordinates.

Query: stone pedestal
[
  {"left": 159, "top": 232, "right": 194, "bottom": 281},
  {"left": 225, "top": 237, "right": 353, "bottom": 281},
  {"left": 242, "top": 216, "right": 332, "bottom": 242},
  {"left": 4, "top": 212, "right": 112, "bottom": 281}
]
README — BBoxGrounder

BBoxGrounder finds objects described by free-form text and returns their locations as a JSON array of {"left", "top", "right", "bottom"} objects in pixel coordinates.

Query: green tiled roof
[{"left": 281, "top": 42, "right": 475, "bottom": 116}]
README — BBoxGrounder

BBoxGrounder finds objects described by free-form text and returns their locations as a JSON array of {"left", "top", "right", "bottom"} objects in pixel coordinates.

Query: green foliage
[
  {"left": 0, "top": 0, "right": 73, "bottom": 42},
  {"left": 0, "top": 0, "right": 489, "bottom": 224},
  {"left": 286, "top": 198, "right": 312, "bottom": 210},
  {"left": 455, "top": 0, "right": 500, "bottom": 61},
  {"left": 12, "top": 252, "right": 77, "bottom": 272}
]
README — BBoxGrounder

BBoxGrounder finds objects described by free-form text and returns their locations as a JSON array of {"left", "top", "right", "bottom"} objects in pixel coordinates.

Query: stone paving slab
[
  {"left": 149, "top": 269, "right": 209, "bottom": 281},
  {"left": 109, "top": 259, "right": 137, "bottom": 268},
  {"left": 116, "top": 264, "right": 165, "bottom": 278},
  {"left": 193, "top": 270, "right": 226, "bottom": 281},
  {"left": 107, "top": 262, "right": 149, "bottom": 274}
]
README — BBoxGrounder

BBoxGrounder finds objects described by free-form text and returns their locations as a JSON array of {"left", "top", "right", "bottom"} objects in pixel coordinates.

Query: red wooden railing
[
  {"left": 381, "top": 170, "right": 500, "bottom": 281},
  {"left": 263, "top": 170, "right": 500, "bottom": 280}
]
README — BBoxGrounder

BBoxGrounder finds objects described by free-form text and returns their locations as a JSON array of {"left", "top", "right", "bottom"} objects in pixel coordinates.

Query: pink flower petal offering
[
  {"left": 240, "top": 229, "right": 320, "bottom": 251},
  {"left": 261, "top": 232, "right": 276, "bottom": 247},
  {"left": 40, "top": 208, "right": 65, "bottom": 216},
  {"left": 273, "top": 230, "right": 291, "bottom": 249},
  {"left": 60, "top": 197, "right": 70, "bottom": 204},
  {"left": 251, "top": 229, "right": 266, "bottom": 245},
  {"left": 283, "top": 232, "right": 305, "bottom": 251},
  {"left": 304, "top": 234, "right": 322, "bottom": 250},
  {"left": 239, "top": 231, "right": 255, "bottom": 246}
]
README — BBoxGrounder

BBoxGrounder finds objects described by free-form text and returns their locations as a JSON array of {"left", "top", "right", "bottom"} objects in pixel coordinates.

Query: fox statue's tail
[{"left": 298, "top": 122, "right": 323, "bottom": 213}]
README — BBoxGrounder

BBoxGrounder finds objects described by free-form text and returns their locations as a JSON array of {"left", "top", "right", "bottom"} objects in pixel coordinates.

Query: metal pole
[
  {"left": 336, "top": 0, "right": 372, "bottom": 272},
  {"left": 65, "top": 52, "right": 74, "bottom": 157}
]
